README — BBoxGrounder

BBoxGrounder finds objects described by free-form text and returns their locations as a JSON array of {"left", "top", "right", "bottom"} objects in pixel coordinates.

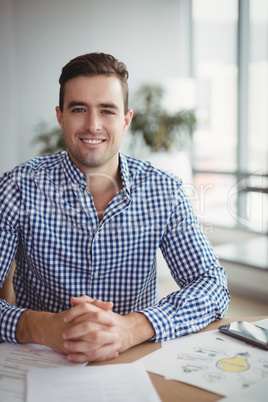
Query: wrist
[
  {"left": 124, "top": 312, "right": 155, "bottom": 349},
  {"left": 16, "top": 309, "right": 52, "bottom": 345}
]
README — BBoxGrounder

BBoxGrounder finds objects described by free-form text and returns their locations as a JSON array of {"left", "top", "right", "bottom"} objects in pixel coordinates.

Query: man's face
[{"left": 56, "top": 75, "right": 132, "bottom": 176}]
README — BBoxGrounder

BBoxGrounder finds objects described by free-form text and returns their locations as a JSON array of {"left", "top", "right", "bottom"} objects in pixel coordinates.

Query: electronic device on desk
[{"left": 218, "top": 321, "right": 268, "bottom": 350}]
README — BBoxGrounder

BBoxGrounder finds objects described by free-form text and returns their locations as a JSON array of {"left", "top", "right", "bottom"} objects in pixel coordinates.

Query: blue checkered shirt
[{"left": 0, "top": 152, "right": 229, "bottom": 343}]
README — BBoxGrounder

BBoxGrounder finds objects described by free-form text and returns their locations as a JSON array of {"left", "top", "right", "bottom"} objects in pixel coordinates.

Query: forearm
[
  {"left": 15, "top": 309, "right": 73, "bottom": 357},
  {"left": 16, "top": 309, "right": 54, "bottom": 345},
  {"left": 141, "top": 272, "right": 230, "bottom": 342}
]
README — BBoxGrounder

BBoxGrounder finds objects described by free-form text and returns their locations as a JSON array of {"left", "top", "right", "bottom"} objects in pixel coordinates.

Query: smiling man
[
  {"left": 0, "top": 53, "right": 230, "bottom": 363},
  {"left": 56, "top": 74, "right": 132, "bottom": 220}
]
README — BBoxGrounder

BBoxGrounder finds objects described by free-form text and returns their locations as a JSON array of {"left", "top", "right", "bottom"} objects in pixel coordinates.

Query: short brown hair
[{"left": 59, "top": 52, "right": 129, "bottom": 114}]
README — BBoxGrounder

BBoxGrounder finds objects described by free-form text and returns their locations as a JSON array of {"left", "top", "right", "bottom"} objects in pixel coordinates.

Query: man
[{"left": 0, "top": 52, "right": 230, "bottom": 363}]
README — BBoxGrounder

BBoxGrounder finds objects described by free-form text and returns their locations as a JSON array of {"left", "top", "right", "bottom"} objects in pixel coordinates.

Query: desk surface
[{"left": 90, "top": 316, "right": 267, "bottom": 402}]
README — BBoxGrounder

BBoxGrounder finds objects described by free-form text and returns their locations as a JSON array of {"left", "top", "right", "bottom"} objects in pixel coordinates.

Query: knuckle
[
  {"left": 82, "top": 322, "right": 92, "bottom": 333},
  {"left": 81, "top": 303, "right": 90, "bottom": 313},
  {"left": 92, "top": 310, "right": 102, "bottom": 321},
  {"left": 91, "top": 331, "right": 102, "bottom": 343},
  {"left": 68, "top": 342, "right": 77, "bottom": 352}
]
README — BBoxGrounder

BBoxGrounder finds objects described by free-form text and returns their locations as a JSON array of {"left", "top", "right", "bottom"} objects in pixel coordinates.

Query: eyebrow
[
  {"left": 67, "top": 101, "right": 120, "bottom": 111},
  {"left": 67, "top": 101, "right": 88, "bottom": 110},
  {"left": 99, "top": 103, "right": 120, "bottom": 111}
]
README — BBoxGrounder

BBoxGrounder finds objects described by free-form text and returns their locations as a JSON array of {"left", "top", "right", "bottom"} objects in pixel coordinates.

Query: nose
[{"left": 84, "top": 110, "right": 101, "bottom": 133}]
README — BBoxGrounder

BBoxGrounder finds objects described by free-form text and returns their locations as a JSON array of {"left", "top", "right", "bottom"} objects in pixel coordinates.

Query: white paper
[
  {"left": 139, "top": 319, "right": 268, "bottom": 397},
  {"left": 0, "top": 343, "right": 84, "bottom": 402},
  {"left": 218, "top": 376, "right": 268, "bottom": 401},
  {"left": 26, "top": 362, "right": 161, "bottom": 402}
]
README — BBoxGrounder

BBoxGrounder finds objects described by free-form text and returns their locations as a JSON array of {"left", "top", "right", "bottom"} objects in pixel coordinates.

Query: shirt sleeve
[
  {"left": 140, "top": 185, "right": 230, "bottom": 342},
  {"left": 0, "top": 172, "right": 26, "bottom": 343}
]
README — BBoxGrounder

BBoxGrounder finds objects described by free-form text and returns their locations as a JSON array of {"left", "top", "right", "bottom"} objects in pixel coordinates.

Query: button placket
[{"left": 92, "top": 228, "right": 101, "bottom": 279}]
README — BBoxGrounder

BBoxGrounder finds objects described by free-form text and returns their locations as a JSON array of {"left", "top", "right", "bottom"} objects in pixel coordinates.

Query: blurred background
[{"left": 0, "top": 0, "right": 267, "bottom": 316}]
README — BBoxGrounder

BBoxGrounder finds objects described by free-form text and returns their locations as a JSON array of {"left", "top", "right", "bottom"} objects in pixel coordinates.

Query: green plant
[
  {"left": 130, "top": 84, "right": 197, "bottom": 152},
  {"left": 32, "top": 121, "right": 66, "bottom": 154}
]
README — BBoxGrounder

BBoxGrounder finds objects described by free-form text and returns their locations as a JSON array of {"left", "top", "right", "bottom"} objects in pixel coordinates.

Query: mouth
[
  {"left": 79, "top": 137, "right": 107, "bottom": 147},
  {"left": 81, "top": 138, "right": 104, "bottom": 144}
]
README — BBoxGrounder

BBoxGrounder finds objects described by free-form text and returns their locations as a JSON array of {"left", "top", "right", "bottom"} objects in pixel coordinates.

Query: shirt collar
[
  {"left": 61, "top": 151, "right": 131, "bottom": 195},
  {"left": 61, "top": 151, "right": 87, "bottom": 191}
]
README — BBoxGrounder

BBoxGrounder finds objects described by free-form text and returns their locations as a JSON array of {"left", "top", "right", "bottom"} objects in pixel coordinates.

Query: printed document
[
  {"left": 26, "top": 362, "right": 161, "bottom": 402},
  {"left": 0, "top": 342, "right": 84, "bottom": 402},
  {"left": 139, "top": 318, "right": 268, "bottom": 397}
]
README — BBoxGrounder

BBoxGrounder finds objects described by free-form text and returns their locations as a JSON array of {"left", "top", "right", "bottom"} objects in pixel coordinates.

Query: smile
[{"left": 81, "top": 139, "right": 104, "bottom": 144}]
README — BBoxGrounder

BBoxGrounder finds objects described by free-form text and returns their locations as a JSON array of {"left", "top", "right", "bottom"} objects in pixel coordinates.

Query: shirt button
[
  {"left": 95, "top": 233, "right": 99, "bottom": 240},
  {"left": 86, "top": 197, "right": 91, "bottom": 204},
  {"left": 94, "top": 271, "right": 99, "bottom": 278}
]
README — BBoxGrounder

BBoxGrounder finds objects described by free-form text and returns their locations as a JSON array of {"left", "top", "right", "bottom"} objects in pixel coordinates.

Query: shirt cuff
[
  {"left": 139, "top": 302, "right": 217, "bottom": 343},
  {"left": 0, "top": 301, "right": 26, "bottom": 343},
  {"left": 139, "top": 305, "right": 177, "bottom": 342}
]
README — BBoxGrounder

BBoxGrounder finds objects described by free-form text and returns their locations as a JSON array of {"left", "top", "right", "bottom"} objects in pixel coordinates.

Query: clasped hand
[
  {"left": 55, "top": 295, "right": 139, "bottom": 363},
  {"left": 57, "top": 296, "right": 120, "bottom": 363}
]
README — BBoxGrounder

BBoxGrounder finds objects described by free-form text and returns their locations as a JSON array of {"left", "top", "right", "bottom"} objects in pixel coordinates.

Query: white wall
[{"left": 0, "top": 0, "right": 191, "bottom": 174}]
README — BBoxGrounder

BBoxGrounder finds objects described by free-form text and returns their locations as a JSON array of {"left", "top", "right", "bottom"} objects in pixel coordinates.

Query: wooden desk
[{"left": 90, "top": 316, "right": 267, "bottom": 402}]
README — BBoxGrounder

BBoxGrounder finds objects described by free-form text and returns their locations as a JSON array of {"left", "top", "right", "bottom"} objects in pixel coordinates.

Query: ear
[
  {"left": 55, "top": 106, "right": 64, "bottom": 132},
  {"left": 123, "top": 109, "right": 133, "bottom": 134}
]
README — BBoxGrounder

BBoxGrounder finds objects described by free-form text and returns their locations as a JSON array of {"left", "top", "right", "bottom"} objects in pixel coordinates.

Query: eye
[
  {"left": 72, "top": 108, "right": 86, "bottom": 113},
  {"left": 102, "top": 110, "right": 115, "bottom": 115}
]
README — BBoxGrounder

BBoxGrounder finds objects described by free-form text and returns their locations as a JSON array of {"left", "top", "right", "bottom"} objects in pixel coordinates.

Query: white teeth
[{"left": 82, "top": 139, "right": 103, "bottom": 144}]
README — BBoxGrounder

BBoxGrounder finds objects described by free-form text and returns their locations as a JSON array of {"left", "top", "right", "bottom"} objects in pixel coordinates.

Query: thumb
[{"left": 70, "top": 295, "right": 94, "bottom": 305}]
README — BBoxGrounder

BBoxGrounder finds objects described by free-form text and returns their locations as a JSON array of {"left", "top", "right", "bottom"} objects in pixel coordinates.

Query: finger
[
  {"left": 64, "top": 302, "right": 115, "bottom": 325},
  {"left": 70, "top": 295, "right": 94, "bottom": 305},
  {"left": 92, "top": 300, "right": 113, "bottom": 311},
  {"left": 63, "top": 317, "right": 116, "bottom": 341},
  {"left": 66, "top": 343, "right": 121, "bottom": 363},
  {"left": 71, "top": 312, "right": 117, "bottom": 329},
  {"left": 71, "top": 296, "right": 113, "bottom": 311},
  {"left": 64, "top": 333, "right": 120, "bottom": 353}
]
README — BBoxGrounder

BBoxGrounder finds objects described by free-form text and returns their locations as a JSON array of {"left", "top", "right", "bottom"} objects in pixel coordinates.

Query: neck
[
  {"left": 85, "top": 160, "right": 122, "bottom": 221},
  {"left": 87, "top": 168, "right": 122, "bottom": 197}
]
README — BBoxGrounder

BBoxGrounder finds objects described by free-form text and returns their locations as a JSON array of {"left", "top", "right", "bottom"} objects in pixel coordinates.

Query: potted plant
[
  {"left": 130, "top": 84, "right": 197, "bottom": 153},
  {"left": 128, "top": 84, "right": 197, "bottom": 184},
  {"left": 32, "top": 121, "right": 66, "bottom": 155}
]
